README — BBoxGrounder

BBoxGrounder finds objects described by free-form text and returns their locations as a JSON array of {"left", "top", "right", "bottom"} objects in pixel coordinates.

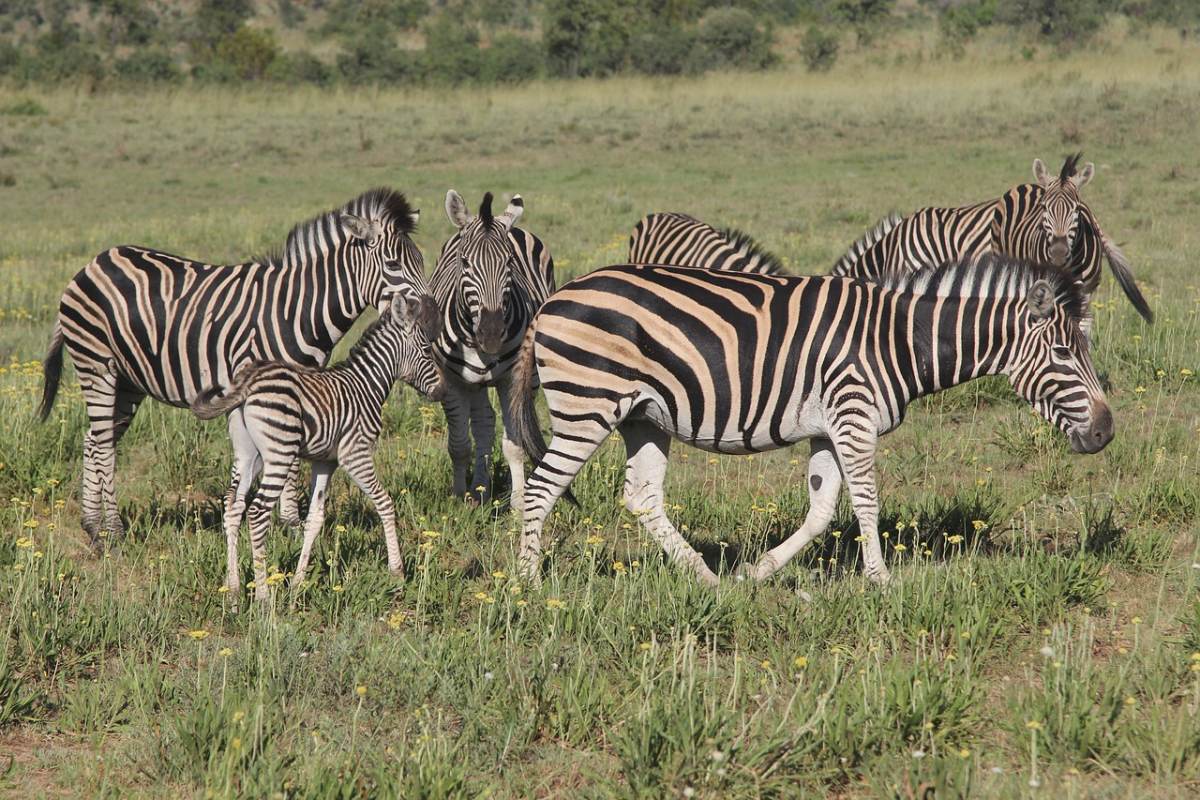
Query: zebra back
[{"left": 628, "top": 211, "right": 786, "bottom": 275}]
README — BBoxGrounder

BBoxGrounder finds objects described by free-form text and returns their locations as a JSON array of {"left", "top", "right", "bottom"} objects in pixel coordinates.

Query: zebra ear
[
  {"left": 1027, "top": 279, "right": 1056, "bottom": 320},
  {"left": 387, "top": 287, "right": 421, "bottom": 327},
  {"left": 445, "top": 190, "right": 470, "bottom": 229},
  {"left": 1032, "top": 158, "right": 1050, "bottom": 187},
  {"left": 1072, "top": 162, "right": 1094, "bottom": 189},
  {"left": 499, "top": 195, "right": 524, "bottom": 230},
  {"left": 342, "top": 213, "right": 382, "bottom": 245}
]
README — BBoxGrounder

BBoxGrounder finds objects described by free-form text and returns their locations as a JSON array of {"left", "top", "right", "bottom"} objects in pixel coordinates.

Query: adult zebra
[
  {"left": 628, "top": 211, "right": 786, "bottom": 274},
  {"left": 831, "top": 154, "right": 1153, "bottom": 329},
  {"left": 39, "top": 188, "right": 438, "bottom": 549},
  {"left": 509, "top": 256, "right": 1112, "bottom": 587},
  {"left": 430, "top": 190, "right": 556, "bottom": 508}
]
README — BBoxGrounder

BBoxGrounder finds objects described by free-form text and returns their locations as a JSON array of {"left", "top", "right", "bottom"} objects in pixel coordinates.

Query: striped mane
[
  {"left": 717, "top": 226, "right": 787, "bottom": 275},
  {"left": 831, "top": 211, "right": 903, "bottom": 275},
  {"left": 263, "top": 187, "right": 417, "bottom": 267},
  {"left": 881, "top": 254, "right": 1086, "bottom": 322}
]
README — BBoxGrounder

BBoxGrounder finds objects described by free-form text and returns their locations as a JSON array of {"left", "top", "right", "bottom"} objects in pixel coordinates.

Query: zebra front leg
[
  {"left": 496, "top": 377, "right": 526, "bottom": 514},
  {"left": 292, "top": 461, "right": 334, "bottom": 588},
  {"left": 468, "top": 386, "right": 497, "bottom": 504},
  {"left": 742, "top": 438, "right": 842, "bottom": 583},
  {"left": 341, "top": 448, "right": 404, "bottom": 577},
  {"left": 245, "top": 457, "right": 295, "bottom": 604},
  {"left": 519, "top": 423, "right": 611, "bottom": 585},
  {"left": 80, "top": 432, "right": 104, "bottom": 544},
  {"left": 442, "top": 384, "right": 472, "bottom": 500},
  {"left": 622, "top": 421, "right": 718, "bottom": 587},
  {"left": 830, "top": 425, "right": 890, "bottom": 585}
]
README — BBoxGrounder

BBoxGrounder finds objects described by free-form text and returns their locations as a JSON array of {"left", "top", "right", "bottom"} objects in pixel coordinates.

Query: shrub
[
  {"left": 421, "top": 15, "right": 483, "bottom": 84},
  {"left": 481, "top": 34, "right": 544, "bottom": 83},
  {"left": 320, "top": 0, "right": 428, "bottom": 38},
  {"left": 629, "top": 26, "right": 699, "bottom": 76},
  {"left": 336, "top": 32, "right": 419, "bottom": 85},
  {"left": 115, "top": 50, "right": 182, "bottom": 83},
  {"left": 215, "top": 26, "right": 280, "bottom": 81},
  {"left": 998, "top": 0, "right": 1106, "bottom": 44},
  {"left": 542, "top": 0, "right": 634, "bottom": 78},
  {"left": 696, "top": 7, "right": 777, "bottom": 70},
  {"left": 802, "top": 25, "right": 840, "bottom": 72},
  {"left": 266, "top": 51, "right": 334, "bottom": 86}
]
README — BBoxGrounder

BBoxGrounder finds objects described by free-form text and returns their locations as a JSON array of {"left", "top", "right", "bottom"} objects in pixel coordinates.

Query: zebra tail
[
  {"left": 190, "top": 376, "right": 253, "bottom": 421},
  {"left": 38, "top": 321, "right": 65, "bottom": 421},
  {"left": 508, "top": 323, "right": 578, "bottom": 507},
  {"left": 1100, "top": 233, "right": 1154, "bottom": 324}
]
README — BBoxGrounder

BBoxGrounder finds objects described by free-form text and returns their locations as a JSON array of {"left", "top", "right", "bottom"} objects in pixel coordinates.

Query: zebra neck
[
  {"left": 338, "top": 320, "right": 401, "bottom": 400},
  {"left": 903, "top": 294, "right": 1018, "bottom": 401},
  {"left": 280, "top": 241, "right": 371, "bottom": 355}
]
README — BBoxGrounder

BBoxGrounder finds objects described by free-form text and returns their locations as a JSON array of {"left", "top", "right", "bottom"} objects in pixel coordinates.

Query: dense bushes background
[{"left": 0, "top": 0, "right": 1197, "bottom": 87}]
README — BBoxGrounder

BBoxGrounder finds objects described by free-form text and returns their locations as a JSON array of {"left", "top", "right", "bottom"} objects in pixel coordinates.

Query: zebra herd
[{"left": 38, "top": 154, "right": 1148, "bottom": 601}]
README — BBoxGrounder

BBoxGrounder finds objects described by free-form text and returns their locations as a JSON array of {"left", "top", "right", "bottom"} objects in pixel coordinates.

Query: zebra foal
[
  {"left": 430, "top": 190, "right": 556, "bottom": 508},
  {"left": 191, "top": 288, "right": 445, "bottom": 606},
  {"left": 509, "top": 256, "right": 1112, "bottom": 587},
  {"left": 39, "top": 188, "right": 438, "bottom": 550}
]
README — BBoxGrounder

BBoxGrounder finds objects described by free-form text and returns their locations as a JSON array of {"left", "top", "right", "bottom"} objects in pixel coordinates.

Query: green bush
[
  {"left": 336, "top": 31, "right": 419, "bottom": 85},
  {"left": 481, "top": 33, "right": 544, "bottom": 83},
  {"left": 629, "top": 26, "right": 699, "bottom": 76},
  {"left": 115, "top": 50, "right": 182, "bottom": 83},
  {"left": 265, "top": 51, "right": 334, "bottom": 86},
  {"left": 215, "top": 26, "right": 280, "bottom": 81},
  {"left": 320, "top": 0, "right": 428, "bottom": 38},
  {"left": 802, "top": 25, "right": 840, "bottom": 72},
  {"left": 696, "top": 7, "right": 777, "bottom": 70},
  {"left": 543, "top": 0, "right": 634, "bottom": 78},
  {"left": 999, "top": 0, "right": 1106, "bottom": 44},
  {"left": 421, "top": 15, "right": 483, "bottom": 84}
]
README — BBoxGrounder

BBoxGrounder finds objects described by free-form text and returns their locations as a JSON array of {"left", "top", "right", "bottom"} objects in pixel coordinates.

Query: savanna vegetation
[{"left": 0, "top": 21, "right": 1198, "bottom": 799}]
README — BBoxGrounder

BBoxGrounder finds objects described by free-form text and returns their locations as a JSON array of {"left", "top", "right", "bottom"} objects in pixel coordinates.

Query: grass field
[{"left": 2, "top": 29, "right": 1200, "bottom": 798}]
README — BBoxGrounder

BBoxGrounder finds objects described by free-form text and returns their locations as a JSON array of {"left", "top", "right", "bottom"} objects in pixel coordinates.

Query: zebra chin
[{"left": 1067, "top": 403, "right": 1114, "bottom": 454}]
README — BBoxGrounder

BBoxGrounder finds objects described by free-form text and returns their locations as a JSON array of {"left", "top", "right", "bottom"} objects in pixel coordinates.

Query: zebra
[
  {"left": 429, "top": 190, "right": 556, "bottom": 508},
  {"left": 831, "top": 154, "right": 1153, "bottom": 330},
  {"left": 628, "top": 211, "right": 787, "bottom": 274},
  {"left": 191, "top": 286, "right": 446, "bottom": 606},
  {"left": 38, "top": 187, "right": 439, "bottom": 550},
  {"left": 508, "top": 255, "right": 1112, "bottom": 587}
]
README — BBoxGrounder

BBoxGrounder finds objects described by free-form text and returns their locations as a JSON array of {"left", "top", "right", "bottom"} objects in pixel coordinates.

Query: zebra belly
[{"left": 636, "top": 391, "right": 826, "bottom": 454}]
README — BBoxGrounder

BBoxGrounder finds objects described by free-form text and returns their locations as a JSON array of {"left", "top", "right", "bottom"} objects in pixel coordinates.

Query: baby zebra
[{"left": 192, "top": 289, "right": 445, "bottom": 606}]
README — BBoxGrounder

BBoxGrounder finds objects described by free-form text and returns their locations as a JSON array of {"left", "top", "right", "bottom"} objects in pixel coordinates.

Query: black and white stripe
[
  {"left": 628, "top": 211, "right": 786, "bottom": 274},
  {"left": 509, "top": 255, "right": 1112, "bottom": 586},
  {"left": 831, "top": 154, "right": 1153, "bottom": 327},
  {"left": 429, "top": 190, "right": 557, "bottom": 508},
  {"left": 191, "top": 288, "right": 445, "bottom": 606},
  {"left": 39, "top": 188, "right": 438, "bottom": 548}
]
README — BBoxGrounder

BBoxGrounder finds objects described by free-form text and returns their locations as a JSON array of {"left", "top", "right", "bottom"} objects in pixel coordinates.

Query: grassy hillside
[{"left": 1, "top": 35, "right": 1199, "bottom": 797}]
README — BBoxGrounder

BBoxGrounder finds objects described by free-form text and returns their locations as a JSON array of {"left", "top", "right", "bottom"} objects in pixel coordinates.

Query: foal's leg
[
  {"left": 277, "top": 461, "right": 303, "bottom": 529},
  {"left": 292, "top": 460, "right": 335, "bottom": 587},
  {"left": 621, "top": 420, "right": 718, "bottom": 587},
  {"left": 742, "top": 437, "right": 842, "bottom": 582},
  {"left": 341, "top": 443, "right": 403, "bottom": 577},
  {"left": 223, "top": 411, "right": 262, "bottom": 610}
]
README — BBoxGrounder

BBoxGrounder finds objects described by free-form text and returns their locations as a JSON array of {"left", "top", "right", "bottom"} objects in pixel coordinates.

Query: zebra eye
[{"left": 1052, "top": 345, "right": 1073, "bottom": 361}]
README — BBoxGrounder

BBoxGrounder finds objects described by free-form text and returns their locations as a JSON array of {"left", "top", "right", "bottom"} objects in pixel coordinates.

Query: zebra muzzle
[
  {"left": 1069, "top": 403, "right": 1113, "bottom": 454},
  {"left": 475, "top": 308, "right": 506, "bottom": 355}
]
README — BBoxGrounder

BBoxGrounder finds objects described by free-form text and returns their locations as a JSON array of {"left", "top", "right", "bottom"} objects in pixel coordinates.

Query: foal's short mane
[
  {"left": 716, "top": 226, "right": 787, "bottom": 275},
  {"left": 881, "top": 254, "right": 1086, "bottom": 321}
]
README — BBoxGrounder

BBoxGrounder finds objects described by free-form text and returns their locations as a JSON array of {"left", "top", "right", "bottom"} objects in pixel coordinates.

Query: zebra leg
[
  {"left": 80, "top": 431, "right": 103, "bottom": 542},
  {"left": 468, "top": 386, "right": 497, "bottom": 504},
  {"left": 223, "top": 411, "right": 262, "bottom": 607},
  {"left": 830, "top": 426, "right": 890, "bottom": 585},
  {"left": 519, "top": 417, "right": 614, "bottom": 584},
  {"left": 103, "top": 389, "right": 142, "bottom": 541},
  {"left": 341, "top": 448, "right": 404, "bottom": 577},
  {"left": 245, "top": 456, "right": 297, "bottom": 604},
  {"left": 277, "top": 461, "right": 303, "bottom": 530},
  {"left": 621, "top": 421, "right": 719, "bottom": 587},
  {"left": 79, "top": 371, "right": 123, "bottom": 550},
  {"left": 741, "top": 438, "right": 841, "bottom": 583},
  {"left": 292, "top": 460, "right": 334, "bottom": 588},
  {"left": 442, "top": 384, "right": 473, "bottom": 500},
  {"left": 496, "top": 377, "right": 526, "bottom": 514}
]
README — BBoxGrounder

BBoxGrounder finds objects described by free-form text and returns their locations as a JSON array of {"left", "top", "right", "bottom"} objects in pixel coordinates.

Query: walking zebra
[
  {"left": 430, "top": 190, "right": 556, "bottom": 508},
  {"left": 628, "top": 211, "right": 786, "bottom": 274},
  {"left": 831, "top": 154, "right": 1153, "bottom": 329},
  {"left": 192, "top": 287, "right": 445, "bottom": 605},
  {"left": 39, "top": 188, "right": 438, "bottom": 549},
  {"left": 509, "top": 255, "right": 1112, "bottom": 587}
]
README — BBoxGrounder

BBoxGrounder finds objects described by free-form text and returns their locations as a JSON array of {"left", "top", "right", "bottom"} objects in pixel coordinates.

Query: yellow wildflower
[
  {"left": 356, "top": 685, "right": 367, "bottom": 697},
  {"left": 387, "top": 611, "right": 406, "bottom": 629},
  {"left": 219, "top": 647, "right": 233, "bottom": 657},
  {"left": 332, "top": 584, "right": 344, "bottom": 593},
  {"left": 15, "top": 537, "right": 33, "bottom": 549},
  {"left": 613, "top": 561, "right": 627, "bottom": 573},
  {"left": 1026, "top": 720, "right": 1043, "bottom": 731},
  {"left": 793, "top": 656, "right": 808, "bottom": 669},
  {"left": 188, "top": 630, "right": 210, "bottom": 641},
  {"left": 545, "top": 597, "right": 566, "bottom": 610}
]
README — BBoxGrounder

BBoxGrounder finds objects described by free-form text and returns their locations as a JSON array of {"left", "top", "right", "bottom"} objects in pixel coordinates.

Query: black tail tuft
[
  {"left": 38, "top": 322, "right": 65, "bottom": 421},
  {"left": 508, "top": 324, "right": 578, "bottom": 508},
  {"left": 1102, "top": 235, "right": 1154, "bottom": 324}
]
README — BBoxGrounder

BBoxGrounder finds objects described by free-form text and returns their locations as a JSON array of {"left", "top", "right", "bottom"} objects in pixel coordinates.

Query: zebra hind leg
[
  {"left": 467, "top": 386, "right": 497, "bottom": 505},
  {"left": 292, "top": 460, "right": 334, "bottom": 591},
  {"left": 830, "top": 424, "right": 890, "bottom": 586},
  {"left": 341, "top": 446, "right": 404, "bottom": 578},
  {"left": 496, "top": 377, "right": 526, "bottom": 514},
  {"left": 621, "top": 421, "right": 719, "bottom": 587},
  {"left": 277, "top": 460, "right": 304, "bottom": 531},
  {"left": 442, "top": 384, "right": 473, "bottom": 500},
  {"left": 78, "top": 371, "right": 129, "bottom": 552},
  {"left": 740, "top": 437, "right": 842, "bottom": 587},
  {"left": 223, "top": 411, "right": 262, "bottom": 611}
]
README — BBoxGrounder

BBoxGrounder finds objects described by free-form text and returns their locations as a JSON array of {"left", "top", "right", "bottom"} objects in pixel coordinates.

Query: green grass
[{"left": 1, "top": 31, "right": 1200, "bottom": 798}]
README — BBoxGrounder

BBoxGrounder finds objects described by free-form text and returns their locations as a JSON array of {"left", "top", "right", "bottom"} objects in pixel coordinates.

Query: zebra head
[
  {"left": 1031, "top": 153, "right": 1095, "bottom": 268},
  {"left": 1008, "top": 275, "right": 1112, "bottom": 454},
  {"left": 384, "top": 285, "right": 446, "bottom": 402},
  {"left": 444, "top": 189, "right": 524, "bottom": 356},
  {"left": 338, "top": 188, "right": 441, "bottom": 341}
]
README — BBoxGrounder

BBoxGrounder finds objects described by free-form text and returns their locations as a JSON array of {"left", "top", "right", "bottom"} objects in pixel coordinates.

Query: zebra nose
[
  {"left": 1089, "top": 403, "right": 1114, "bottom": 451},
  {"left": 1048, "top": 238, "right": 1069, "bottom": 266},
  {"left": 476, "top": 308, "right": 505, "bottom": 354}
]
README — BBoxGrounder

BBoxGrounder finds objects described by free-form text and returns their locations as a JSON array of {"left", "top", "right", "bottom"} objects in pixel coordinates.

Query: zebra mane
[
  {"left": 479, "top": 192, "right": 494, "bottom": 228},
  {"left": 1059, "top": 152, "right": 1083, "bottom": 183},
  {"left": 717, "top": 226, "right": 787, "bottom": 275},
  {"left": 882, "top": 254, "right": 1086, "bottom": 321},
  {"left": 260, "top": 188, "right": 418, "bottom": 267},
  {"left": 831, "top": 212, "right": 903, "bottom": 275}
]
